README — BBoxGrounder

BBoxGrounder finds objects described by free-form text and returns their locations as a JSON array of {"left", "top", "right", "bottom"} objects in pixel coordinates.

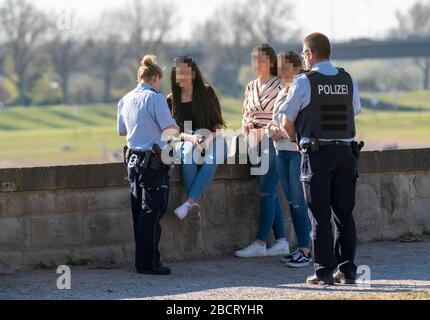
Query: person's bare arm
[
  {"left": 268, "top": 124, "right": 283, "bottom": 142},
  {"left": 162, "top": 124, "right": 181, "bottom": 141},
  {"left": 281, "top": 116, "right": 296, "bottom": 142},
  {"left": 162, "top": 124, "right": 202, "bottom": 147},
  {"left": 242, "top": 85, "right": 254, "bottom": 135}
]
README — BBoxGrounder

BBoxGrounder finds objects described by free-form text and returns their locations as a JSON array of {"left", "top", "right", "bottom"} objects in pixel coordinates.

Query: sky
[{"left": 34, "top": 0, "right": 417, "bottom": 42}]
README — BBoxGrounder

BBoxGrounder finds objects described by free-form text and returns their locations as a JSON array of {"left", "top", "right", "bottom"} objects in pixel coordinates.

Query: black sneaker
[
  {"left": 306, "top": 274, "right": 335, "bottom": 286},
  {"left": 333, "top": 270, "right": 356, "bottom": 285},
  {"left": 285, "top": 250, "right": 312, "bottom": 268},
  {"left": 280, "top": 249, "right": 301, "bottom": 263}
]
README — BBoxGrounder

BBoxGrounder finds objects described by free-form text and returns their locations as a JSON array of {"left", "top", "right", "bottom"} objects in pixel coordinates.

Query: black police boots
[
  {"left": 333, "top": 270, "right": 356, "bottom": 284},
  {"left": 137, "top": 265, "right": 171, "bottom": 275},
  {"left": 306, "top": 274, "right": 335, "bottom": 286}
]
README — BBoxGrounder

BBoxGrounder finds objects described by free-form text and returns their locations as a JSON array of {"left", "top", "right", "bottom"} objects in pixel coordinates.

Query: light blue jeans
[
  {"left": 177, "top": 136, "right": 227, "bottom": 202},
  {"left": 276, "top": 150, "right": 311, "bottom": 248}
]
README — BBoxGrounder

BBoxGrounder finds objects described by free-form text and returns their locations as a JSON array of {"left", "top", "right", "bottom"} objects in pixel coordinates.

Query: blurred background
[{"left": 0, "top": 0, "right": 429, "bottom": 168}]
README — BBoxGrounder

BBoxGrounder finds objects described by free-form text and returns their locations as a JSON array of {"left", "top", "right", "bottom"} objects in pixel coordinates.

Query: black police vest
[{"left": 295, "top": 69, "right": 356, "bottom": 140}]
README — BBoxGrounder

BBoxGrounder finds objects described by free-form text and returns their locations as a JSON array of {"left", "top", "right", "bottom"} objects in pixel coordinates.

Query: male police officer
[
  {"left": 118, "top": 55, "right": 200, "bottom": 275},
  {"left": 280, "top": 33, "right": 362, "bottom": 285}
]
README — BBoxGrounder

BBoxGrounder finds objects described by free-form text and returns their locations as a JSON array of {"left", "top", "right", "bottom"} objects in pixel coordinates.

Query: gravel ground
[{"left": 1, "top": 239, "right": 429, "bottom": 300}]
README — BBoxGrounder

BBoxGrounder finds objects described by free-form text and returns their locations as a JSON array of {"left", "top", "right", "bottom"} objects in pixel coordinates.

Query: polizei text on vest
[{"left": 318, "top": 84, "right": 349, "bottom": 95}]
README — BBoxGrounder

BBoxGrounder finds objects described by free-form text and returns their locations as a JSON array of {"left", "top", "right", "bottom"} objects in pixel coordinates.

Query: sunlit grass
[
  {"left": 1, "top": 91, "right": 430, "bottom": 167},
  {"left": 361, "top": 90, "right": 430, "bottom": 111}
]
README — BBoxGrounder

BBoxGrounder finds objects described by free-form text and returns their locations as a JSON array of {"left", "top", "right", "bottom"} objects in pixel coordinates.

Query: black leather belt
[{"left": 318, "top": 140, "right": 351, "bottom": 147}]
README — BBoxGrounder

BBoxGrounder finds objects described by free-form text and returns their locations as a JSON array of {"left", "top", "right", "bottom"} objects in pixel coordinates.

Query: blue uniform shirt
[
  {"left": 117, "top": 82, "right": 176, "bottom": 151},
  {"left": 278, "top": 61, "right": 362, "bottom": 146}
]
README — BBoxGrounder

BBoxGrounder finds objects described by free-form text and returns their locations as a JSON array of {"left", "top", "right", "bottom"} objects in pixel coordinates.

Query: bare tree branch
[
  {"left": 390, "top": 0, "right": 430, "bottom": 89},
  {"left": 125, "top": 0, "right": 177, "bottom": 59},
  {"left": 0, "top": 0, "right": 50, "bottom": 105}
]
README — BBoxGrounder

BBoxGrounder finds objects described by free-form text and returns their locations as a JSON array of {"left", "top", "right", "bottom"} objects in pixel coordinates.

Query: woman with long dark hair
[
  {"left": 168, "top": 56, "right": 227, "bottom": 220},
  {"left": 235, "top": 43, "right": 289, "bottom": 258}
]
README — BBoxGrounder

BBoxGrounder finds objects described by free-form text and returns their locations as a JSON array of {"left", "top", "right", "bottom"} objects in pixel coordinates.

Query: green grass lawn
[
  {"left": 0, "top": 91, "right": 429, "bottom": 168},
  {"left": 361, "top": 90, "right": 430, "bottom": 111}
]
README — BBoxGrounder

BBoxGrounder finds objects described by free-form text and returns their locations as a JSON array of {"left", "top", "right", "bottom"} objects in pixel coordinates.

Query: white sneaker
[
  {"left": 267, "top": 239, "right": 290, "bottom": 257},
  {"left": 174, "top": 202, "right": 192, "bottom": 220},
  {"left": 234, "top": 242, "right": 267, "bottom": 258}
]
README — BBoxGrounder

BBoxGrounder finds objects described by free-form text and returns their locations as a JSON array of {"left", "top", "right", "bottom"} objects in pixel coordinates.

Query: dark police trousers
[
  {"left": 301, "top": 145, "right": 358, "bottom": 279},
  {"left": 127, "top": 163, "right": 169, "bottom": 270}
]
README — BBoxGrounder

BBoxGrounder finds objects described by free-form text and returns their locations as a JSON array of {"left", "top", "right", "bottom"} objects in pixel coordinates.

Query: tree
[
  {"left": 192, "top": 0, "right": 299, "bottom": 97},
  {"left": 125, "top": 0, "right": 177, "bottom": 60},
  {"left": 236, "top": 0, "right": 299, "bottom": 45},
  {"left": 390, "top": 1, "right": 430, "bottom": 90},
  {"left": 87, "top": 10, "right": 130, "bottom": 103},
  {"left": 0, "top": 0, "right": 50, "bottom": 105},
  {"left": 208, "top": 0, "right": 299, "bottom": 46},
  {"left": 48, "top": 10, "right": 86, "bottom": 104}
]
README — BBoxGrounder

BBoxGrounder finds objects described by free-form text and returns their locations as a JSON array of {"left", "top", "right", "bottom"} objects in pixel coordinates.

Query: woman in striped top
[
  {"left": 235, "top": 43, "right": 289, "bottom": 258},
  {"left": 242, "top": 72, "right": 282, "bottom": 133}
]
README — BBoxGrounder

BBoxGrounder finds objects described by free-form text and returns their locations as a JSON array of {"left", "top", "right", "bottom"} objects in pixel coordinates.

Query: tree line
[{"left": 0, "top": 0, "right": 428, "bottom": 107}]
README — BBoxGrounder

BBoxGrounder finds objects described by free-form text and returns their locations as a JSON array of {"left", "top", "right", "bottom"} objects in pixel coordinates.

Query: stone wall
[{"left": 1, "top": 148, "right": 429, "bottom": 274}]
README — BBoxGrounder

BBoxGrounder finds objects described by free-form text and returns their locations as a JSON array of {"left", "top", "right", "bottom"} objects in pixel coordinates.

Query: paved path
[{"left": 1, "top": 239, "right": 429, "bottom": 300}]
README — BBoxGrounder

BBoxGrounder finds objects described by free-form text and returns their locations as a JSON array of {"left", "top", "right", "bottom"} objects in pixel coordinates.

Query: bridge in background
[
  {"left": 329, "top": 37, "right": 430, "bottom": 60},
  {"left": 170, "top": 37, "right": 430, "bottom": 61}
]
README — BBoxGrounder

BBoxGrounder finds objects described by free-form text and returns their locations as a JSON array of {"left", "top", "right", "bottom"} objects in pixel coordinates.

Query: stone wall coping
[{"left": 1, "top": 148, "right": 429, "bottom": 193}]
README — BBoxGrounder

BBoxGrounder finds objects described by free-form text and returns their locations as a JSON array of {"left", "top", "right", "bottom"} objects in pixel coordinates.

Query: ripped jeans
[{"left": 276, "top": 150, "right": 311, "bottom": 248}]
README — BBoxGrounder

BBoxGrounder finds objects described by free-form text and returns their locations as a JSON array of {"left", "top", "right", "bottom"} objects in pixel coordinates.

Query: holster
[
  {"left": 351, "top": 141, "right": 365, "bottom": 159},
  {"left": 302, "top": 139, "right": 320, "bottom": 153},
  {"left": 148, "top": 144, "right": 163, "bottom": 170},
  {"left": 128, "top": 145, "right": 168, "bottom": 190}
]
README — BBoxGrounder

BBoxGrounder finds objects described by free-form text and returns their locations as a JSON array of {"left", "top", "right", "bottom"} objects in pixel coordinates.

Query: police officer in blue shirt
[
  {"left": 118, "top": 55, "right": 200, "bottom": 275},
  {"left": 280, "top": 33, "right": 363, "bottom": 285}
]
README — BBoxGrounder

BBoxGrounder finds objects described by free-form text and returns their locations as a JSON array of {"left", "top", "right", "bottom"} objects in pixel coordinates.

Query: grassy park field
[{"left": 0, "top": 92, "right": 430, "bottom": 168}]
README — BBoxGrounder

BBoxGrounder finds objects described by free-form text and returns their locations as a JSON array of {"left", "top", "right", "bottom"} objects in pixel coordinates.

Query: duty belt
[
  {"left": 318, "top": 140, "right": 351, "bottom": 147},
  {"left": 301, "top": 139, "right": 351, "bottom": 153}
]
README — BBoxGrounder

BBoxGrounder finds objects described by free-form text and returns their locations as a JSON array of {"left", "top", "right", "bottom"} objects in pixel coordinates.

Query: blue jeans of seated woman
[
  {"left": 276, "top": 150, "right": 311, "bottom": 248},
  {"left": 177, "top": 136, "right": 227, "bottom": 202},
  {"left": 256, "top": 138, "right": 286, "bottom": 241}
]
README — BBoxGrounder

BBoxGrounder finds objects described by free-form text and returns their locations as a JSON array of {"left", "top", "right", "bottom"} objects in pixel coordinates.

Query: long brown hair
[{"left": 170, "top": 56, "right": 226, "bottom": 132}]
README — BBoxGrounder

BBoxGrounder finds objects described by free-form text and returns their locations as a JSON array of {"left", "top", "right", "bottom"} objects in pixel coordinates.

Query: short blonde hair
[{"left": 137, "top": 55, "right": 164, "bottom": 82}]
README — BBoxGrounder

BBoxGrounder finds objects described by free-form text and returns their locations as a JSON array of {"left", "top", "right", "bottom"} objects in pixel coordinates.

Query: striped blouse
[{"left": 242, "top": 77, "right": 283, "bottom": 132}]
